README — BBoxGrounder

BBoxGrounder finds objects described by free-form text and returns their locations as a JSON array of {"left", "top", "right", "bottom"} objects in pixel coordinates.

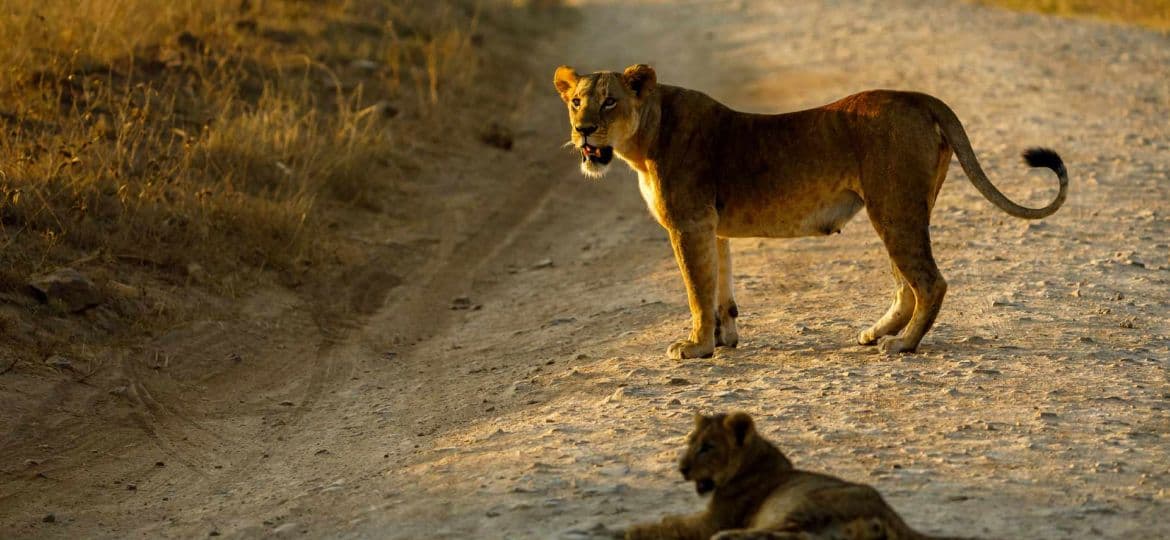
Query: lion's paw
[
  {"left": 877, "top": 336, "right": 917, "bottom": 354},
  {"left": 717, "top": 321, "right": 739, "bottom": 348},
  {"left": 857, "top": 329, "right": 879, "bottom": 346},
  {"left": 667, "top": 339, "right": 715, "bottom": 359}
]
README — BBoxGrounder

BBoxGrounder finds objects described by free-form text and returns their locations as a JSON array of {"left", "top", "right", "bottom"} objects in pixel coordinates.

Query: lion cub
[{"left": 625, "top": 413, "right": 968, "bottom": 540}]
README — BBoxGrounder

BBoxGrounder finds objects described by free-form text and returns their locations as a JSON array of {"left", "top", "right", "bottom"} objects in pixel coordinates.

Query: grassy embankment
[
  {"left": 976, "top": 0, "right": 1170, "bottom": 29},
  {"left": 0, "top": 1, "right": 556, "bottom": 361},
  {"left": 0, "top": 0, "right": 487, "bottom": 287}
]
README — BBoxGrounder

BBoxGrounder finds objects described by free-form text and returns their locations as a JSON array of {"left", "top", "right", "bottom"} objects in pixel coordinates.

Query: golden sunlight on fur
[
  {"left": 553, "top": 64, "right": 1068, "bottom": 358},
  {"left": 624, "top": 412, "right": 970, "bottom": 540}
]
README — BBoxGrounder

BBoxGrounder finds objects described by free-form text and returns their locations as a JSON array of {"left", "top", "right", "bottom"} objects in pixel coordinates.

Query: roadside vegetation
[
  {"left": 975, "top": 0, "right": 1170, "bottom": 29},
  {"left": 0, "top": 0, "right": 491, "bottom": 289}
]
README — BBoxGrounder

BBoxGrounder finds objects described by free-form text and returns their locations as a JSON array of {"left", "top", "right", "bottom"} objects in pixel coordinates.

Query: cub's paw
[
  {"left": 878, "top": 337, "right": 917, "bottom": 354},
  {"left": 857, "top": 329, "right": 879, "bottom": 346},
  {"left": 667, "top": 339, "right": 714, "bottom": 360}
]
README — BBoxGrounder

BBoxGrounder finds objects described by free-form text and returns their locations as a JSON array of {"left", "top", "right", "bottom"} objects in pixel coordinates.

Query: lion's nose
[{"left": 575, "top": 125, "right": 597, "bottom": 137}]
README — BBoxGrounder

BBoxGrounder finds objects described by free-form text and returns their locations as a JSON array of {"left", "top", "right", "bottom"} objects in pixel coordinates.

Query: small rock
[
  {"left": 667, "top": 377, "right": 691, "bottom": 386},
  {"left": 126, "top": 483, "right": 137, "bottom": 491},
  {"left": 45, "top": 356, "right": 73, "bottom": 370},
  {"left": 272, "top": 522, "right": 299, "bottom": 535},
  {"left": 350, "top": 59, "right": 379, "bottom": 72},
  {"left": 28, "top": 268, "right": 103, "bottom": 312},
  {"left": 42, "top": 513, "right": 56, "bottom": 523},
  {"left": 1038, "top": 412, "right": 1059, "bottom": 421},
  {"left": 451, "top": 296, "right": 473, "bottom": 310},
  {"left": 106, "top": 280, "right": 140, "bottom": 299},
  {"left": 480, "top": 122, "right": 514, "bottom": 150},
  {"left": 359, "top": 101, "right": 398, "bottom": 119},
  {"left": 531, "top": 258, "right": 554, "bottom": 269},
  {"left": 176, "top": 31, "right": 204, "bottom": 51},
  {"left": 186, "top": 263, "right": 209, "bottom": 283}
]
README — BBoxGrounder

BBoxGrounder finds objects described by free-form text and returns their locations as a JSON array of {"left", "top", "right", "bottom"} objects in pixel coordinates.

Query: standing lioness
[{"left": 553, "top": 64, "right": 1067, "bottom": 357}]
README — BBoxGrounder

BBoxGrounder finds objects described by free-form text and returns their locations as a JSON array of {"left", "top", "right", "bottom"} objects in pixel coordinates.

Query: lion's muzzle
[{"left": 580, "top": 143, "right": 613, "bottom": 165}]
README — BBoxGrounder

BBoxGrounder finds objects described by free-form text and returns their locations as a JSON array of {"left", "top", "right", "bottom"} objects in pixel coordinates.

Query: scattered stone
[
  {"left": 1038, "top": 412, "right": 1059, "bottom": 421},
  {"left": 42, "top": 513, "right": 56, "bottom": 523},
  {"left": 531, "top": 258, "right": 554, "bottom": 269},
  {"left": 28, "top": 268, "right": 103, "bottom": 312},
  {"left": 359, "top": 101, "right": 398, "bottom": 119},
  {"left": 186, "top": 263, "right": 209, "bottom": 284},
  {"left": 451, "top": 296, "right": 474, "bottom": 310},
  {"left": 272, "top": 522, "right": 299, "bottom": 535},
  {"left": 667, "top": 377, "right": 691, "bottom": 386},
  {"left": 350, "top": 59, "right": 379, "bottom": 72},
  {"left": 44, "top": 356, "right": 73, "bottom": 370},
  {"left": 176, "top": 31, "right": 204, "bottom": 51},
  {"left": 126, "top": 483, "right": 137, "bottom": 491},
  {"left": 106, "top": 280, "right": 140, "bottom": 299},
  {"left": 480, "top": 122, "right": 514, "bottom": 150}
]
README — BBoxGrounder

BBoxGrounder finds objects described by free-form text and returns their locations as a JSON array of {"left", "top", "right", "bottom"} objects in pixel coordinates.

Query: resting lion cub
[
  {"left": 625, "top": 413, "right": 967, "bottom": 540},
  {"left": 553, "top": 64, "right": 1068, "bottom": 357}
]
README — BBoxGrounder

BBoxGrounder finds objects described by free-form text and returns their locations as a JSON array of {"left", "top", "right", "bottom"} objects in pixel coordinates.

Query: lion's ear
[
  {"left": 554, "top": 65, "right": 579, "bottom": 102},
  {"left": 723, "top": 412, "right": 755, "bottom": 446},
  {"left": 621, "top": 64, "right": 656, "bottom": 98}
]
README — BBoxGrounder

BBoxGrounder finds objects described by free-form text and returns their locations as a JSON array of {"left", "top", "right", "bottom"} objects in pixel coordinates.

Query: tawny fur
[
  {"left": 553, "top": 64, "right": 1068, "bottom": 358},
  {"left": 624, "top": 413, "right": 971, "bottom": 540}
]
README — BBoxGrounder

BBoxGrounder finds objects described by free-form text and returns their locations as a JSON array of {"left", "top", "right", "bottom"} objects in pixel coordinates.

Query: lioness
[
  {"left": 625, "top": 412, "right": 968, "bottom": 540},
  {"left": 553, "top": 64, "right": 1067, "bottom": 357}
]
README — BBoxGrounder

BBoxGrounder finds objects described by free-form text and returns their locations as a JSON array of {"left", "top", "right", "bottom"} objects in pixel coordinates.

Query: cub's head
[
  {"left": 678, "top": 412, "right": 788, "bottom": 495},
  {"left": 553, "top": 64, "right": 656, "bottom": 178}
]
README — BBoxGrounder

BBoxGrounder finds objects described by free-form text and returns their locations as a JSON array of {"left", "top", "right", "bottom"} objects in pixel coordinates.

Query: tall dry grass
[
  {"left": 975, "top": 0, "right": 1170, "bottom": 29},
  {"left": 0, "top": 0, "right": 485, "bottom": 289}
]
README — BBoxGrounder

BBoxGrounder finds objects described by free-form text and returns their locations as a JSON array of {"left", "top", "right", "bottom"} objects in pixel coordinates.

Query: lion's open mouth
[
  {"left": 580, "top": 143, "right": 613, "bottom": 165},
  {"left": 695, "top": 478, "right": 715, "bottom": 495}
]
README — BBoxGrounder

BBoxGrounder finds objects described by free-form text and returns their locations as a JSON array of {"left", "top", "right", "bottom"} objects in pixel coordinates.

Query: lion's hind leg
[
  {"left": 870, "top": 217, "right": 947, "bottom": 354},
  {"left": 857, "top": 263, "right": 914, "bottom": 346},
  {"left": 716, "top": 237, "right": 740, "bottom": 348}
]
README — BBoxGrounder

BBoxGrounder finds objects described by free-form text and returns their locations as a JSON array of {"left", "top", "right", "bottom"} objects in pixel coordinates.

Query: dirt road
[{"left": 3, "top": 1, "right": 1168, "bottom": 538}]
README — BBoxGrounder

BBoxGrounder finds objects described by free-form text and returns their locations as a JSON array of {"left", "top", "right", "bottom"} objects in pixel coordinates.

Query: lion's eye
[
  {"left": 602, "top": 97, "right": 617, "bottom": 109},
  {"left": 571, "top": 98, "right": 581, "bottom": 109}
]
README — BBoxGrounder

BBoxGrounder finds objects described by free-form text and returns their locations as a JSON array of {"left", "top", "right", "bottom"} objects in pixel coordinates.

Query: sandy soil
[{"left": 3, "top": 1, "right": 1169, "bottom": 539}]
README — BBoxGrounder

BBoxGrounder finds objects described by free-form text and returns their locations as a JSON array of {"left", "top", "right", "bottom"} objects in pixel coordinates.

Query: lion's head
[
  {"left": 678, "top": 412, "right": 791, "bottom": 496},
  {"left": 553, "top": 64, "right": 656, "bottom": 178}
]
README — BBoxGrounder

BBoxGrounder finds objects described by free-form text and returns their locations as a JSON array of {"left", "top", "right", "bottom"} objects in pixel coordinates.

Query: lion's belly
[{"left": 717, "top": 189, "right": 864, "bottom": 238}]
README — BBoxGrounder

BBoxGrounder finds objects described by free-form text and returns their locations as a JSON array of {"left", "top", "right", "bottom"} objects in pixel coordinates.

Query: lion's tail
[{"left": 924, "top": 95, "right": 1068, "bottom": 220}]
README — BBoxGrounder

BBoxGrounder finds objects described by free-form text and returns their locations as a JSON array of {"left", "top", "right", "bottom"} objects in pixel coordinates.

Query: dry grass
[
  {"left": 974, "top": 0, "right": 1170, "bottom": 29},
  {"left": 0, "top": 0, "right": 488, "bottom": 288}
]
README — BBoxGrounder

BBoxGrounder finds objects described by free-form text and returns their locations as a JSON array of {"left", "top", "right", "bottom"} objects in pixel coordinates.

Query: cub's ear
[
  {"left": 553, "top": 65, "right": 579, "bottom": 102},
  {"left": 621, "top": 64, "right": 656, "bottom": 98},
  {"left": 723, "top": 412, "right": 755, "bottom": 446}
]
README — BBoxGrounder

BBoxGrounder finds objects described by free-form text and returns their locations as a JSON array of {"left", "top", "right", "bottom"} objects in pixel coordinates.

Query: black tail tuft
[{"left": 1023, "top": 147, "right": 1066, "bottom": 177}]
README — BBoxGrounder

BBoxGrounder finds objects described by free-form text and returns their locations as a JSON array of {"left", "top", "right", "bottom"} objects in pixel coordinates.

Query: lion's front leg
[
  {"left": 666, "top": 226, "right": 718, "bottom": 359},
  {"left": 625, "top": 512, "right": 716, "bottom": 540},
  {"left": 716, "top": 237, "right": 739, "bottom": 348}
]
